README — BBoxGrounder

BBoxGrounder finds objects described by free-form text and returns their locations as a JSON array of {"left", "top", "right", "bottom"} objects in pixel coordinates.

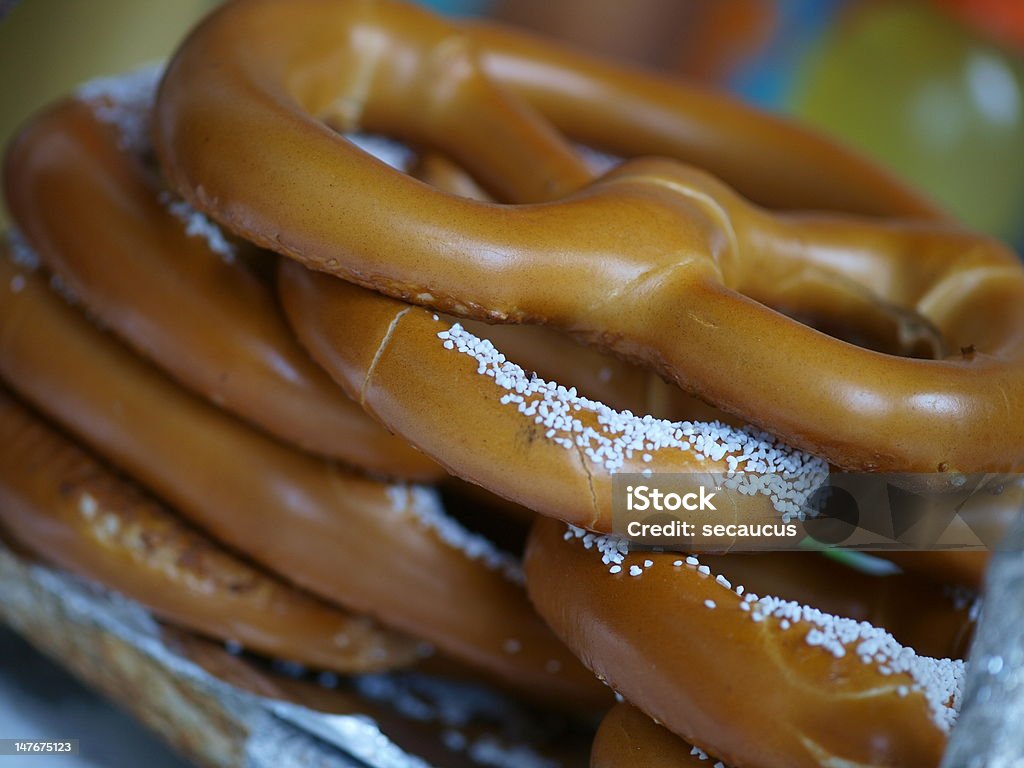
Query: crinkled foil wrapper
[
  {"left": 0, "top": 542, "right": 580, "bottom": 768},
  {"left": 942, "top": 515, "right": 1024, "bottom": 768}
]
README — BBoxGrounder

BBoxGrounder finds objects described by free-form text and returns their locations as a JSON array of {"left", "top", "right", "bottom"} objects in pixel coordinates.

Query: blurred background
[
  {"left": 2, "top": 0, "right": 1024, "bottom": 243},
  {"left": 0, "top": 0, "right": 1023, "bottom": 765}
]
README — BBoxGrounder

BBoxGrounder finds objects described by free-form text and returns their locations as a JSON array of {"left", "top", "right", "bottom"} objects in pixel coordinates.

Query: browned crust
[
  {"left": 0, "top": 252, "right": 605, "bottom": 709},
  {"left": 155, "top": 0, "right": 1024, "bottom": 473},
  {"left": 3, "top": 96, "right": 440, "bottom": 480},
  {"left": 0, "top": 386, "right": 419, "bottom": 673},
  {"left": 592, "top": 703, "right": 719, "bottom": 768},
  {"left": 526, "top": 516, "right": 961, "bottom": 767}
]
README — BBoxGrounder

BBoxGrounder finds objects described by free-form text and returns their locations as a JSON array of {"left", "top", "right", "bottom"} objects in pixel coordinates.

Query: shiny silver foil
[
  {"left": 0, "top": 543, "right": 571, "bottom": 768},
  {"left": 943, "top": 514, "right": 1024, "bottom": 768}
]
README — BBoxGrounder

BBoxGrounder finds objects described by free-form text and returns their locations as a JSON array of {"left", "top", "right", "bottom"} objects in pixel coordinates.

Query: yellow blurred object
[
  {"left": 794, "top": 3, "right": 1024, "bottom": 240},
  {"left": 0, "top": 0, "right": 217, "bottom": 227}
]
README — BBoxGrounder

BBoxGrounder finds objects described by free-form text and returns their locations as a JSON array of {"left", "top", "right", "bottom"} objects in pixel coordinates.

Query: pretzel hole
[{"left": 778, "top": 303, "right": 944, "bottom": 360}]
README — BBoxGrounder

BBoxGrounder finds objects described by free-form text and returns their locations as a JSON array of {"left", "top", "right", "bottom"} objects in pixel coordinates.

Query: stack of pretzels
[{"left": 2, "top": 1, "right": 1021, "bottom": 766}]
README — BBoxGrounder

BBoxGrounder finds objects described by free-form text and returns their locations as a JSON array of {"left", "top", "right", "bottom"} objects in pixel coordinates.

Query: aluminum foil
[
  {"left": 0, "top": 543, "right": 580, "bottom": 768},
  {"left": 942, "top": 513, "right": 1024, "bottom": 768}
]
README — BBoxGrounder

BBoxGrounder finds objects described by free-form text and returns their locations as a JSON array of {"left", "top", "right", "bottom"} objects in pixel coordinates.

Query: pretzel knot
[{"left": 156, "top": 0, "right": 1024, "bottom": 483}]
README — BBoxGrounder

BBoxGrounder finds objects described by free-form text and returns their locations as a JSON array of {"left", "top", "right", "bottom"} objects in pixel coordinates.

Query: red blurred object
[{"left": 934, "top": 0, "right": 1024, "bottom": 50}]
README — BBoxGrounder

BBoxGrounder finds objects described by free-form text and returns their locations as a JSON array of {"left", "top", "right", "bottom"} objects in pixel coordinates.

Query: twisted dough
[
  {"left": 526, "top": 517, "right": 970, "bottom": 768},
  {"left": 155, "top": 0, "right": 1024, "bottom": 473},
  {"left": 0, "top": 251, "right": 604, "bottom": 709},
  {"left": 279, "top": 260, "right": 824, "bottom": 533},
  {"left": 407, "top": 125, "right": 1018, "bottom": 593},
  {"left": 3, "top": 87, "right": 438, "bottom": 479},
  {"left": 0, "top": 385, "right": 418, "bottom": 673}
]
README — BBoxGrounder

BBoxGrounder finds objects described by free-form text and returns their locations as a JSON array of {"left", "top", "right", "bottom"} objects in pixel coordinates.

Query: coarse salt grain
[
  {"left": 79, "top": 68, "right": 410, "bottom": 272},
  {"left": 224, "top": 639, "right": 243, "bottom": 655},
  {"left": 78, "top": 493, "right": 98, "bottom": 520},
  {"left": 689, "top": 745, "right": 728, "bottom": 767},
  {"left": 565, "top": 527, "right": 965, "bottom": 733},
  {"left": 388, "top": 486, "right": 523, "bottom": 584},
  {"left": 77, "top": 63, "right": 163, "bottom": 154},
  {"left": 75, "top": 67, "right": 241, "bottom": 264},
  {"left": 162, "top": 196, "right": 237, "bottom": 261},
  {"left": 437, "top": 323, "right": 827, "bottom": 518},
  {"left": 7, "top": 230, "right": 39, "bottom": 270}
]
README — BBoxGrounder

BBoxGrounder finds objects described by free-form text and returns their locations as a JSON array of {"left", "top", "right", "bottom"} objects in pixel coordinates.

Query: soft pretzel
[
  {"left": 411, "top": 150, "right": 945, "bottom": 361},
  {"left": 592, "top": 703, "right": 729, "bottom": 768},
  {"left": 279, "top": 260, "right": 825, "bottom": 533},
  {"left": 409, "top": 148, "right": 942, "bottom": 399},
  {"left": 410, "top": 148, "right": 951, "bottom": 556},
  {"left": 155, "top": 0, "right": 1024, "bottom": 474},
  {"left": 410, "top": 149, "right": 738, "bottom": 425},
  {"left": 155, "top": 0, "right": 939, "bottom": 218},
  {"left": 0, "top": 386, "right": 419, "bottom": 673},
  {"left": 1, "top": 74, "right": 439, "bottom": 480},
  {"left": 526, "top": 517, "right": 970, "bottom": 767},
  {"left": 467, "top": 319, "right": 735, "bottom": 425},
  {"left": 0, "top": 250, "right": 605, "bottom": 709},
  {"left": 410, "top": 148, "right": 1012, "bottom": 585},
  {"left": 3, "top": 6, "right": 1009, "bottom": 766},
  {"left": 411, "top": 151, "right": 494, "bottom": 203},
  {"left": 458, "top": 21, "right": 941, "bottom": 218}
]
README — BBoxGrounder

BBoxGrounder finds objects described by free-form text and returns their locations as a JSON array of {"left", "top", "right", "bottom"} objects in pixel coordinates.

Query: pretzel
[
  {"left": 592, "top": 703, "right": 729, "bottom": 768},
  {"left": 407, "top": 155, "right": 1014, "bottom": 586},
  {"left": 154, "top": 0, "right": 1024, "bottom": 475},
  {"left": 280, "top": 260, "right": 826, "bottom": 532},
  {"left": 409, "top": 149, "right": 738, "bottom": 425},
  {"left": 410, "top": 151, "right": 947, "bottom": 362},
  {"left": 282, "top": 157, "right": 1003, "bottom": 538},
  {"left": 154, "top": 0, "right": 941, "bottom": 217},
  {"left": 1, "top": 79, "right": 439, "bottom": 480},
  {"left": 0, "top": 249, "right": 605, "bottom": 709},
  {"left": 4, "top": 5, "right": 1008, "bottom": 764},
  {"left": 526, "top": 517, "right": 971, "bottom": 767},
  {"left": 0, "top": 386, "right": 419, "bottom": 673}
]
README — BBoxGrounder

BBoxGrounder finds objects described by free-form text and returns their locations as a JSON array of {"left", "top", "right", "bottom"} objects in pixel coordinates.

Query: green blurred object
[{"left": 794, "top": 2, "right": 1024, "bottom": 240}]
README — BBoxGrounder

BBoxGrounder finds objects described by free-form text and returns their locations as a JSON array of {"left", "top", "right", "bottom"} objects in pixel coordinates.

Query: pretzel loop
[{"left": 156, "top": 0, "right": 1024, "bottom": 474}]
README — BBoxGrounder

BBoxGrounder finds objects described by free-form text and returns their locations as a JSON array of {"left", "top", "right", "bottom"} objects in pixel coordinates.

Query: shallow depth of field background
[{"left": 2, "top": 0, "right": 1023, "bottom": 242}]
